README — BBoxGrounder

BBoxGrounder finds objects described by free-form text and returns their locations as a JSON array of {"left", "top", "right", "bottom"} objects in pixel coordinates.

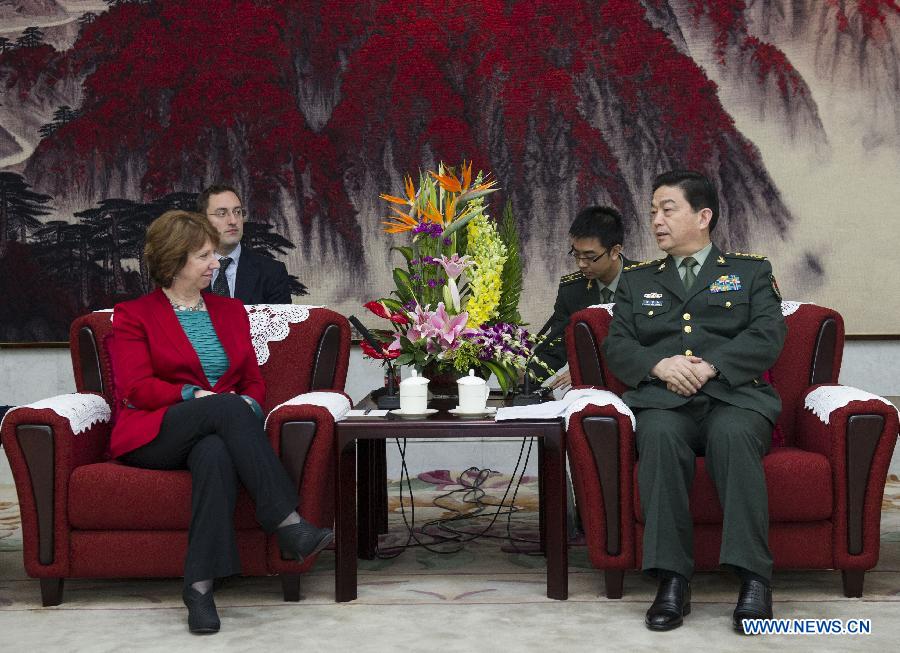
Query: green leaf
[
  {"left": 391, "top": 246, "right": 414, "bottom": 264},
  {"left": 442, "top": 205, "right": 484, "bottom": 237},
  {"left": 380, "top": 298, "right": 406, "bottom": 314},
  {"left": 395, "top": 353, "right": 414, "bottom": 365},
  {"left": 496, "top": 200, "right": 523, "bottom": 324},
  {"left": 481, "top": 360, "right": 511, "bottom": 395},
  {"left": 457, "top": 187, "right": 499, "bottom": 204},
  {"left": 393, "top": 267, "right": 415, "bottom": 302}
]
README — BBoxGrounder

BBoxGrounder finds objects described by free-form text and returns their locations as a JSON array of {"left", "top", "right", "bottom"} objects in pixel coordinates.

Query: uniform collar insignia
[
  {"left": 717, "top": 255, "right": 726, "bottom": 265},
  {"left": 656, "top": 262, "right": 666, "bottom": 272}
]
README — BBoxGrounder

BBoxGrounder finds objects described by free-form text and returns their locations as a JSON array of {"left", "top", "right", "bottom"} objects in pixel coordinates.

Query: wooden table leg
[
  {"left": 335, "top": 435, "right": 358, "bottom": 602},
  {"left": 538, "top": 440, "right": 545, "bottom": 553},
  {"left": 357, "top": 439, "right": 378, "bottom": 559},
  {"left": 543, "top": 425, "right": 568, "bottom": 600},
  {"left": 376, "top": 439, "right": 388, "bottom": 534}
]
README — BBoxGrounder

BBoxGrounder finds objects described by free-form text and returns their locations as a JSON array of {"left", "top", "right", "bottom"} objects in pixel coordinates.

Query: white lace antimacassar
[
  {"left": 563, "top": 389, "right": 636, "bottom": 430},
  {"left": 804, "top": 386, "right": 898, "bottom": 425},
  {"left": 245, "top": 304, "right": 322, "bottom": 365},
  {"left": 781, "top": 301, "right": 811, "bottom": 317},
  {"left": 587, "top": 303, "right": 615, "bottom": 316},
  {"left": 265, "top": 391, "right": 352, "bottom": 429},
  {"left": 0, "top": 393, "right": 111, "bottom": 436}
]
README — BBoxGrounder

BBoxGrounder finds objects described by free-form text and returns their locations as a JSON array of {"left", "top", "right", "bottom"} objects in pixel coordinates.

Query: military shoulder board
[
  {"left": 725, "top": 251, "right": 767, "bottom": 260},
  {"left": 559, "top": 271, "right": 584, "bottom": 286},
  {"left": 623, "top": 257, "right": 665, "bottom": 272}
]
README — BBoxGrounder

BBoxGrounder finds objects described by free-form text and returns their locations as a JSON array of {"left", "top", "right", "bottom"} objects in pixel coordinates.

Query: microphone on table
[
  {"left": 513, "top": 317, "right": 567, "bottom": 406},
  {"left": 349, "top": 315, "right": 401, "bottom": 410}
]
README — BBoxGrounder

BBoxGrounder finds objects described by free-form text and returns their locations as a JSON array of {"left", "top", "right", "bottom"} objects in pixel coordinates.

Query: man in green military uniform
[
  {"left": 603, "top": 170, "right": 786, "bottom": 634},
  {"left": 533, "top": 205, "right": 631, "bottom": 388}
]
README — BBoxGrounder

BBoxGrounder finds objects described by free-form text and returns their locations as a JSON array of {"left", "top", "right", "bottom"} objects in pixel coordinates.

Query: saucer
[
  {"left": 388, "top": 408, "right": 438, "bottom": 419},
  {"left": 448, "top": 406, "right": 497, "bottom": 417}
]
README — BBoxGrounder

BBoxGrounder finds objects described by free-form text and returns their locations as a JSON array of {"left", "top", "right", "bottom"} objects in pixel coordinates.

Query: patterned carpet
[{"left": 0, "top": 472, "right": 897, "bottom": 650}]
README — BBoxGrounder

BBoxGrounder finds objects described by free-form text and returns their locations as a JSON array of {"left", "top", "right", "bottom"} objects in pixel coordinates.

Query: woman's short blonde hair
[{"left": 144, "top": 210, "right": 220, "bottom": 288}]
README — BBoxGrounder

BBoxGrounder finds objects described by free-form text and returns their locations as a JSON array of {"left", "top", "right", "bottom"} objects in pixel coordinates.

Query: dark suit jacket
[
  {"left": 534, "top": 257, "right": 633, "bottom": 378},
  {"left": 603, "top": 245, "right": 786, "bottom": 423},
  {"left": 234, "top": 249, "right": 292, "bottom": 304},
  {"left": 109, "top": 289, "right": 265, "bottom": 457}
]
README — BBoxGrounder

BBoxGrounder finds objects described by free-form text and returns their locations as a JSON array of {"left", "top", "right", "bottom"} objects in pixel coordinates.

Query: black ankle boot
[
  {"left": 182, "top": 587, "right": 220, "bottom": 634},
  {"left": 276, "top": 519, "right": 334, "bottom": 563}
]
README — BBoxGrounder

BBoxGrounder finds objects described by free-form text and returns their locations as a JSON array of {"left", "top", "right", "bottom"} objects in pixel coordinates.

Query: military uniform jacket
[
  {"left": 536, "top": 258, "right": 633, "bottom": 376},
  {"left": 602, "top": 245, "right": 786, "bottom": 423}
]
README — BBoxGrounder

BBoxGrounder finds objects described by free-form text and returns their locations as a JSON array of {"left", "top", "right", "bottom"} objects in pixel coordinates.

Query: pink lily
[
  {"left": 437, "top": 253, "right": 473, "bottom": 280},
  {"left": 428, "top": 302, "right": 471, "bottom": 350}
]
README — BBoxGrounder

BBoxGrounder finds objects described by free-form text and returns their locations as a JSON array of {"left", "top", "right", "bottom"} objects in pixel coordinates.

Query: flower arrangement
[{"left": 363, "top": 162, "right": 549, "bottom": 393}]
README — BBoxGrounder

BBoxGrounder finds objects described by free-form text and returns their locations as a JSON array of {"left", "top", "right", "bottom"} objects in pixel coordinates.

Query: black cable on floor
[{"left": 376, "top": 436, "right": 541, "bottom": 557}]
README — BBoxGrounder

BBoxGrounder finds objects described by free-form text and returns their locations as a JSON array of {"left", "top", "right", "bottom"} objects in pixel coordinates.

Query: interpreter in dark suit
[
  {"left": 112, "top": 210, "right": 332, "bottom": 634},
  {"left": 533, "top": 205, "right": 632, "bottom": 389},
  {"left": 603, "top": 170, "right": 786, "bottom": 634},
  {"left": 196, "top": 185, "right": 292, "bottom": 304}
]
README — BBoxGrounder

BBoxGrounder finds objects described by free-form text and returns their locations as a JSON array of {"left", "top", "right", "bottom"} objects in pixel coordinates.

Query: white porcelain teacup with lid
[
  {"left": 457, "top": 369, "right": 490, "bottom": 413},
  {"left": 399, "top": 369, "right": 429, "bottom": 414}
]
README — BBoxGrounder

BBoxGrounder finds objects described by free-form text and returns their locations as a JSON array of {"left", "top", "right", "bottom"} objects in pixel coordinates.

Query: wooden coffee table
[{"left": 334, "top": 399, "right": 568, "bottom": 602}]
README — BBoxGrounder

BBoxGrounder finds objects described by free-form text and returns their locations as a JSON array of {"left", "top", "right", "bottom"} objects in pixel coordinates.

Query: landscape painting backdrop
[{"left": 1, "top": 0, "right": 898, "bottom": 341}]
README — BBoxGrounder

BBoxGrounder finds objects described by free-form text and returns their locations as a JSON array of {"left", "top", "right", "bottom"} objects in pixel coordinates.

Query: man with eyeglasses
[
  {"left": 197, "top": 184, "right": 292, "bottom": 304},
  {"left": 531, "top": 205, "right": 631, "bottom": 388},
  {"left": 603, "top": 170, "right": 786, "bottom": 634}
]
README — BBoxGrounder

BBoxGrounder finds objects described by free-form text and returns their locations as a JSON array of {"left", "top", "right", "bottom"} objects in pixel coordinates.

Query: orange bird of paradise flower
[
  {"left": 380, "top": 175, "right": 419, "bottom": 233},
  {"left": 430, "top": 160, "right": 497, "bottom": 197}
]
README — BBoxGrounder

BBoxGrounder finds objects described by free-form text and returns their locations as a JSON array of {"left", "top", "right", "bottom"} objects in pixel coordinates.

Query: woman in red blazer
[{"left": 111, "top": 210, "right": 332, "bottom": 635}]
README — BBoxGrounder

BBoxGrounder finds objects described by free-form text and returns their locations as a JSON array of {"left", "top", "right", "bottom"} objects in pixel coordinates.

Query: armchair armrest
[
  {"left": 565, "top": 387, "right": 638, "bottom": 575},
  {"left": 263, "top": 391, "right": 351, "bottom": 573},
  {"left": 0, "top": 393, "right": 111, "bottom": 577},
  {"left": 797, "top": 384, "right": 899, "bottom": 570}
]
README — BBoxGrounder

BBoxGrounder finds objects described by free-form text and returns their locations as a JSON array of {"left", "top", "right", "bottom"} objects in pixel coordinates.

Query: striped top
[{"left": 175, "top": 311, "right": 230, "bottom": 386}]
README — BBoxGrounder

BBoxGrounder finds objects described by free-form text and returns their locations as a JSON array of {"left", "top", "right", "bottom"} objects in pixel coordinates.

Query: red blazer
[{"left": 109, "top": 288, "right": 265, "bottom": 458}]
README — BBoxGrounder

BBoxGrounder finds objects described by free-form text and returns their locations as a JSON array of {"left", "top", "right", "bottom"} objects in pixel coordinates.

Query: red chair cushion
[
  {"left": 68, "top": 462, "right": 260, "bottom": 530},
  {"left": 634, "top": 447, "right": 832, "bottom": 524}
]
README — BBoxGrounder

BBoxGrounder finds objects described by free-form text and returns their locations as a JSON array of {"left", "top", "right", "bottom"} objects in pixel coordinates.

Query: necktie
[
  {"left": 681, "top": 256, "right": 698, "bottom": 290},
  {"left": 600, "top": 287, "right": 613, "bottom": 304},
  {"left": 212, "top": 257, "right": 232, "bottom": 297}
]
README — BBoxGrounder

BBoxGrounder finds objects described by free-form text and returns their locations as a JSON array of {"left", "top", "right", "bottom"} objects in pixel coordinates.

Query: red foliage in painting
[
  {"left": 689, "top": 1, "right": 805, "bottom": 101},
  {"left": 744, "top": 37, "right": 804, "bottom": 99},
  {"left": 19, "top": 0, "right": 769, "bottom": 249},
  {"left": 828, "top": 0, "right": 900, "bottom": 37},
  {"left": 689, "top": 0, "right": 747, "bottom": 62},
  {"left": 0, "top": 45, "right": 57, "bottom": 97}
]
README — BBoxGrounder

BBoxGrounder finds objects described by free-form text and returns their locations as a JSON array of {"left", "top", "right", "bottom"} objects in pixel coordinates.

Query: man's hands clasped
[{"left": 650, "top": 355, "right": 718, "bottom": 397}]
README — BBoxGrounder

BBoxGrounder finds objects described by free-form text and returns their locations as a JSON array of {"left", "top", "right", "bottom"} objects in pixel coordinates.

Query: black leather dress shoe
[
  {"left": 733, "top": 579, "right": 773, "bottom": 634},
  {"left": 276, "top": 520, "right": 334, "bottom": 563},
  {"left": 182, "top": 587, "right": 220, "bottom": 634},
  {"left": 645, "top": 575, "right": 691, "bottom": 631}
]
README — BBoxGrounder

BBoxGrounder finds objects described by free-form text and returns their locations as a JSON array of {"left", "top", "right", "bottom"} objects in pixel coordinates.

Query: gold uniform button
[
  {"left": 684, "top": 349, "right": 693, "bottom": 356},
  {"left": 684, "top": 325, "right": 692, "bottom": 333},
  {"left": 683, "top": 313, "right": 691, "bottom": 320},
  {"left": 648, "top": 310, "right": 654, "bottom": 316},
  {"left": 725, "top": 301, "right": 732, "bottom": 308}
]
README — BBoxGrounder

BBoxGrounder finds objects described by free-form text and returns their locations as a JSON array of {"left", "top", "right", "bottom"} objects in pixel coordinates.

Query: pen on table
[{"left": 364, "top": 409, "right": 371, "bottom": 415}]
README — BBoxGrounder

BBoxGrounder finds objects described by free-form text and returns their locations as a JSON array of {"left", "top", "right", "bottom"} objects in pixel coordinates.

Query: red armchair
[
  {"left": 1, "top": 305, "right": 350, "bottom": 606},
  {"left": 565, "top": 302, "right": 898, "bottom": 599}
]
